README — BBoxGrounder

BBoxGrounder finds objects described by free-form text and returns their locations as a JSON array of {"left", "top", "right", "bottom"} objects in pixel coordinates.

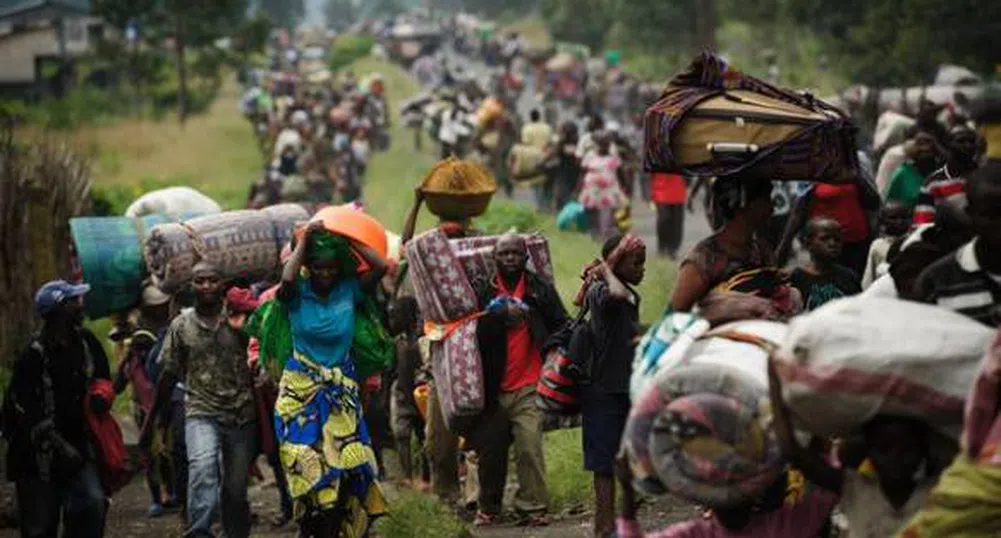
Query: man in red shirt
[{"left": 471, "top": 233, "right": 569, "bottom": 527}]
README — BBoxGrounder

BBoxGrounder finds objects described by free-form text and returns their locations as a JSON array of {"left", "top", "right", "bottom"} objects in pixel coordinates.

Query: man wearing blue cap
[{"left": 1, "top": 280, "right": 111, "bottom": 538}]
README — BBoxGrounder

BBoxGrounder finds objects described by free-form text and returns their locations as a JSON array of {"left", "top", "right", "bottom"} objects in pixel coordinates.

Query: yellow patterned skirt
[{"left": 274, "top": 354, "right": 387, "bottom": 534}]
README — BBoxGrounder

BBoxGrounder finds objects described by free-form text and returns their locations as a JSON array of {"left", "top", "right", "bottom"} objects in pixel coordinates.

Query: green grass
[
  {"left": 354, "top": 56, "right": 677, "bottom": 323},
  {"left": 545, "top": 428, "right": 590, "bottom": 511},
  {"left": 376, "top": 490, "right": 473, "bottom": 538}
]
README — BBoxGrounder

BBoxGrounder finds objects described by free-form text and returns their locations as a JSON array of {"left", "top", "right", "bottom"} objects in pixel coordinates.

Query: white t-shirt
[
  {"left": 862, "top": 236, "right": 895, "bottom": 290},
  {"left": 438, "top": 109, "right": 471, "bottom": 145},
  {"left": 273, "top": 128, "right": 303, "bottom": 160},
  {"left": 837, "top": 471, "right": 933, "bottom": 538}
]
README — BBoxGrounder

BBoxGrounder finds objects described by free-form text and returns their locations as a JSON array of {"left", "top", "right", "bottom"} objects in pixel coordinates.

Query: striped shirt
[
  {"left": 913, "top": 165, "right": 967, "bottom": 225},
  {"left": 914, "top": 240, "right": 1001, "bottom": 327}
]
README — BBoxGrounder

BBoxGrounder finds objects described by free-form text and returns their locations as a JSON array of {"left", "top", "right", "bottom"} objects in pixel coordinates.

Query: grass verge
[
  {"left": 376, "top": 490, "right": 473, "bottom": 538},
  {"left": 71, "top": 78, "right": 261, "bottom": 213},
  {"left": 545, "top": 428, "right": 590, "bottom": 511}
]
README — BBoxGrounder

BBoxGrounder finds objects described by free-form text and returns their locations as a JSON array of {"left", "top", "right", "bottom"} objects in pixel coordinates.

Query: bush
[
  {"left": 329, "top": 34, "right": 376, "bottom": 71},
  {"left": 90, "top": 183, "right": 139, "bottom": 216},
  {"left": 476, "top": 200, "right": 543, "bottom": 234},
  {"left": 32, "top": 87, "right": 121, "bottom": 129}
]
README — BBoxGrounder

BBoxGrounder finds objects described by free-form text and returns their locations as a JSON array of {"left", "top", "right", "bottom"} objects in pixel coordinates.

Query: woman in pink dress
[{"left": 579, "top": 132, "right": 628, "bottom": 240}]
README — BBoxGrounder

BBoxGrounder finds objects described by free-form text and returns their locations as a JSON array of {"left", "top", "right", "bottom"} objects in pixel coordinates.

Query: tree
[
  {"left": 540, "top": 0, "right": 612, "bottom": 50},
  {"left": 92, "top": 0, "right": 158, "bottom": 33},
  {"left": 607, "top": 0, "right": 698, "bottom": 54},
  {"left": 238, "top": 10, "right": 273, "bottom": 54},
  {"left": 161, "top": 0, "right": 247, "bottom": 123},
  {"left": 258, "top": 0, "right": 305, "bottom": 30},
  {"left": 325, "top": 0, "right": 358, "bottom": 31},
  {"left": 358, "top": 0, "right": 406, "bottom": 20}
]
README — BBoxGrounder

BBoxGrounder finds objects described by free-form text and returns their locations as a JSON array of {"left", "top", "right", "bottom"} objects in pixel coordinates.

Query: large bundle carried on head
[
  {"left": 144, "top": 204, "right": 308, "bottom": 294},
  {"left": 420, "top": 157, "right": 497, "bottom": 221},
  {"left": 643, "top": 52, "right": 859, "bottom": 183},
  {"left": 124, "top": 186, "right": 222, "bottom": 218},
  {"left": 71, "top": 212, "right": 205, "bottom": 319},
  {"left": 623, "top": 321, "right": 787, "bottom": 506},
  {"left": 405, "top": 228, "right": 554, "bottom": 430},
  {"left": 773, "top": 297, "right": 993, "bottom": 440}
]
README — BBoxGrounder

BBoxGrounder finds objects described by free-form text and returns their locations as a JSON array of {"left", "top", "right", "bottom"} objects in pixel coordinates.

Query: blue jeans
[
  {"left": 16, "top": 461, "right": 106, "bottom": 538},
  {"left": 184, "top": 417, "right": 256, "bottom": 538}
]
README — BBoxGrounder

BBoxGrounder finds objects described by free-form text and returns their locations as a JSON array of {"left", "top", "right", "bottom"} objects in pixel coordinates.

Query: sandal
[
  {"left": 474, "top": 511, "right": 501, "bottom": 527},
  {"left": 517, "top": 513, "right": 550, "bottom": 527}
]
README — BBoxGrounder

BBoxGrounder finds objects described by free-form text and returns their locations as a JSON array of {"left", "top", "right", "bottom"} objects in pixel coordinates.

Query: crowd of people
[
  {"left": 4, "top": 14, "right": 1001, "bottom": 538},
  {"left": 240, "top": 58, "right": 391, "bottom": 210}
]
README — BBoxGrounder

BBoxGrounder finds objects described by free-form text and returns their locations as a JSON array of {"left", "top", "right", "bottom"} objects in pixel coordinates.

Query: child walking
[
  {"left": 576, "top": 234, "right": 647, "bottom": 537},
  {"left": 861, "top": 201, "right": 913, "bottom": 289}
]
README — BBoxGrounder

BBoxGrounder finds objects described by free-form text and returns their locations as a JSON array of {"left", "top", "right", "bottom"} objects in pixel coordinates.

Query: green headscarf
[{"left": 308, "top": 229, "right": 359, "bottom": 274}]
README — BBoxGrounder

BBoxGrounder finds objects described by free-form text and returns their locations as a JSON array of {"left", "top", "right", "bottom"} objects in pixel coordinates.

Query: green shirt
[
  {"left": 159, "top": 308, "right": 256, "bottom": 425},
  {"left": 884, "top": 161, "right": 925, "bottom": 207}
]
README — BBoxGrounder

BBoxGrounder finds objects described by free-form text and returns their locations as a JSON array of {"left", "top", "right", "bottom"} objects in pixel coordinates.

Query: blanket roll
[
  {"left": 623, "top": 362, "right": 784, "bottom": 507},
  {"left": 145, "top": 204, "right": 308, "bottom": 294}
]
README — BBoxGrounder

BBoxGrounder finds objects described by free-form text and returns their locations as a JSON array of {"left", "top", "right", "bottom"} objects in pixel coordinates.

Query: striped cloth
[
  {"left": 913, "top": 165, "right": 967, "bottom": 225},
  {"left": 643, "top": 52, "right": 857, "bottom": 183},
  {"left": 915, "top": 239, "right": 1001, "bottom": 327}
]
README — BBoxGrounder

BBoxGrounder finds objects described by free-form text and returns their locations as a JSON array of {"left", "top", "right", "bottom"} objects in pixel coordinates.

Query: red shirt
[
  {"left": 809, "top": 183, "right": 869, "bottom": 243},
  {"left": 650, "top": 173, "right": 687, "bottom": 205},
  {"left": 497, "top": 275, "right": 542, "bottom": 392}
]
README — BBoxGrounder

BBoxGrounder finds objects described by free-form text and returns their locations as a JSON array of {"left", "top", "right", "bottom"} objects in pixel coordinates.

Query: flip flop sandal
[
  {"left": 474, "top": 511, "right": 501, "bottom": 527},
  {"left": 517, "top": 513, "right": 550, "bottom": 527}
]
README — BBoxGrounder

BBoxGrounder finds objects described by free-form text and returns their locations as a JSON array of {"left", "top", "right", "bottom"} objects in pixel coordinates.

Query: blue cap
[{"left": 35, "top": 280, "right": 91, "bottom": 317}]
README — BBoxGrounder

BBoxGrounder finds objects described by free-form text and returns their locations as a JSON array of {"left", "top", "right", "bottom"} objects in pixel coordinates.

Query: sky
[{"left": 305, "top": 0, "right": 324, "bottom": 24}]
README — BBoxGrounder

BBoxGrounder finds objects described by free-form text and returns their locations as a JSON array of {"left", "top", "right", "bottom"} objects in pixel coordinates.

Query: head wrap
[
  {"left": 574, "top": 234, "right": 646, "bottom": 306},
  {"left": 307, "top": 229, "right": 359, "bottom": 274}
]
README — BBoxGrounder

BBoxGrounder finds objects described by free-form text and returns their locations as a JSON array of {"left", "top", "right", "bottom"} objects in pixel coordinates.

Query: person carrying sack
[{"left": 469, "top": 233, "right": 569, "bottom": 527}]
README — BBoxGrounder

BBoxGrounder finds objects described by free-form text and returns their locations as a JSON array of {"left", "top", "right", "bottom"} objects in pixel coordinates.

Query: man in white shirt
[{"left": 273, "top": 110, "right": 310, "bottom": 163}]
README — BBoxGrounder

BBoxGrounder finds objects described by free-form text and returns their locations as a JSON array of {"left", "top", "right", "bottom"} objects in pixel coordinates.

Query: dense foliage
[{"left": 535, "top": 0, "right": 999, "bottom": 85}]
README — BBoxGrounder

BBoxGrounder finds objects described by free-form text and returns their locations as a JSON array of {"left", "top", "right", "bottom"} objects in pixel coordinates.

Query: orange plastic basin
[{"left": 296, "top": 205, "right": 389, "bottom": 270}]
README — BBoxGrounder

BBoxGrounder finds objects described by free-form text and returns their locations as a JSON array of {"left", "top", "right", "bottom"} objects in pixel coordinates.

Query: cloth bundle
[
  {"left": 124, "top": 186, "right": 222, "bottom": 218},
  {"left": 623, "top": 321, "right": 787, "bottom": 507},
  {"left": 630, "top": 312, "right": 710, "bottom": 401},
  {"left": 405, "top": 229, "right": 555, "bottom": 428},
  {"left": 774, "top": 297, "right": 993, "bottom": 439},
  {"left": 70, "top": 212, "right": 204, "bottom": 319},
  {"left": 405, "top": 229, "right": 484, "bottom": 428},
  {"left": 144, "top": 204, "right": 308, "bottom": 294},
  {"left": 895, "top": 329, "right": 1001, "bottom": 538},
  {"left": 643, "top": 52, "right": 858, "bottom": 184}
]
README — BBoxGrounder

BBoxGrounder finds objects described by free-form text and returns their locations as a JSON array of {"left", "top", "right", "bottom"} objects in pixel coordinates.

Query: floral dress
[
  {"left": 274, "top": 277, "right": 386, "bottom": 533},
  {"left": 578, "top": 153, "right": 628, "bottom": 210}
]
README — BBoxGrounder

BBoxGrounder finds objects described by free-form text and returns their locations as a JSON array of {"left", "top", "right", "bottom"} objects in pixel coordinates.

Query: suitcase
[{"left": 644, "top": 53, "right": 859, "bottom": 184}]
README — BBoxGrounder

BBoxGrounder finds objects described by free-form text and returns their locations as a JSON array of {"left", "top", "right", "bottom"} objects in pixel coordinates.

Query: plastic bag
[{"left": 557, "top": 201, "right": 587, "bottom": 232}]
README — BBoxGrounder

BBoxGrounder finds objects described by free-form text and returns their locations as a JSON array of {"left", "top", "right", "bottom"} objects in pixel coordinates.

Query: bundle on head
[
  {"left": 420, "top": 158, "right": 497, "bottom": 220},
  {"left": 420, "top": 157, "right": 497, "bottom": 194}
]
